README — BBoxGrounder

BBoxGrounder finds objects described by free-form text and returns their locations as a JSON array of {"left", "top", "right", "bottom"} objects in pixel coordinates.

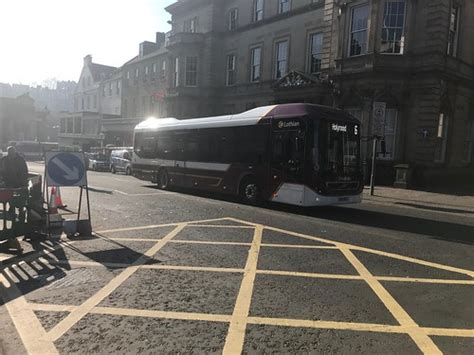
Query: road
[{"left": 1, "top": 162, "right": 473, "bottom": 354}]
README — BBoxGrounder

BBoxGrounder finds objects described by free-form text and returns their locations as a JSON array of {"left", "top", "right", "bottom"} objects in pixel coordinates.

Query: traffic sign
[
  {"left": 45, "top": 152, "right": 87, "bottom": 187},
  {"left": 372, "top": 101, "right": 386, "bottom": 136}
]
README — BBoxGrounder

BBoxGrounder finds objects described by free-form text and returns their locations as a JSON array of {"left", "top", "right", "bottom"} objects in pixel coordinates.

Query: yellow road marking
[
  {"left": 26, "top": 302, "right": 474, "bottom": 338},
  {"left": 248, "top": 316, "right": 407, "bottom": 333},
  {"left": 340, "top": 248, "right": 442, "bottom": 354},
  {"left": 424, "top": 327, "right": 474, "bottom": 337},
  {"left": 27, "top": 302, "right": 77, "bottom": 313},
  {"left": 260, "top": 243, "right": 337, "bottom": 249},
  {"left": 107, "top": 237, "right": 163, "bottom": 242},
  {"left": 376, "top": 276, "right": 474, "bottom": 285},
  {"left": 170, "top": 240, "right": 252, "bottom": 247},
  {"left": 0, "top": 271, "right": 59, "bottom": 354},
  {"left": 92, "top": 306, "right": 232, "bottom": 323},
  {"left": 257, "top": 270, "right": 362, "bottom": 280},
  {"left": 350, "top": 245, "right": 474, "bottom": 278},
  {"left": 142, "top": 265, "right": 244, "bottom": 273},
  {"left": 186, "top": 224, "right": 255, "bottom": 229},
  {"left": 265, "top": 225, "right": 474, "bottom": 278},
  {"left": 96, "top": 217, "right": 232, "bottom": 234},
  {"left": 223, "top": 224, "right": 263, "bottom": 355},
  {"left": 47, "top": 223, "right": 187, "bottom": 342}
]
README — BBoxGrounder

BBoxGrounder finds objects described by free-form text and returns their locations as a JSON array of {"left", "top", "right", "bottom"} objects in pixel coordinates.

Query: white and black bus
[{"left": 132, "top": 103, "right": 363, "bottom": 206}]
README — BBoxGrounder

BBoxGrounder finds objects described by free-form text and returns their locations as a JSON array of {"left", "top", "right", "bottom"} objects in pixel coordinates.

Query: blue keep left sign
[{"left": 46, "top": 152, "right": 87, "bottom": 187}]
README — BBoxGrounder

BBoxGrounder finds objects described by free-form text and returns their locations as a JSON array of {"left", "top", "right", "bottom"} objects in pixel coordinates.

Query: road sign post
[{"left": 44, "top": 152, "right": 91, "bottom": 237}]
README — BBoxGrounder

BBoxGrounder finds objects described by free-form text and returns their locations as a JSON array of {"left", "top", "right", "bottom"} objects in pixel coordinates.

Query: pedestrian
[
  {"left": 0, "top": 146, "right": 28, "bottom": 252},
  {"left": 1, "top": 146, "right": 29, "bottom": 188}
]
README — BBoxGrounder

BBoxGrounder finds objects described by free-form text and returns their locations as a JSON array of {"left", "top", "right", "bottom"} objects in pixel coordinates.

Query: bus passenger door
[
  {"left": 172, "top": 131, "right": 187, "bottom": 187},
  {"left": 271, "top": 131, "right": 305, "bottom": 184}
]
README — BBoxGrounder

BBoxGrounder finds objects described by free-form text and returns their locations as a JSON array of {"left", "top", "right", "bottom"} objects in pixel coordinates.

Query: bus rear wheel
[
  {"left": 126, "top": 167, "right": 132, "bottom": 175},
  {"left": 157, "top": 170, "right": 169, "bottom": 190},
  {"left": 240, "top": 177, "right": 260, "bottom": 205}
]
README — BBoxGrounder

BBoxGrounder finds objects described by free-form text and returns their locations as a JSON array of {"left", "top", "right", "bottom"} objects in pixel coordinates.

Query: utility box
[{"left": 394, "top": 164, "right": 410, "bottom": 189}]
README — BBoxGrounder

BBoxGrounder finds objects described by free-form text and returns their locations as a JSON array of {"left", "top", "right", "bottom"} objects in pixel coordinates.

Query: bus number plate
[{"left": 338, "top": 197, "right": 349, "bottom": 202}]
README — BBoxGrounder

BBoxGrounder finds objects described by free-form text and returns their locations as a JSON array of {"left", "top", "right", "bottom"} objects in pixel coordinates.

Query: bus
[
  {"left": 132, "top": 103, "right": 363, "bottom": 206},
  {"left": 7, "top": 141, "right": 59, "bottom": 161}
]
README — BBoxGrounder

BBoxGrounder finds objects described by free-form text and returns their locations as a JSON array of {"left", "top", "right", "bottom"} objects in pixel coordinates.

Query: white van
[{"left": 110, "top": 149, "right": 133, "bottom": 175}]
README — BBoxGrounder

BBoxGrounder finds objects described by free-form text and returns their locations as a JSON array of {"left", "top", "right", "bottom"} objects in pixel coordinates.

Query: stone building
[
  {"left": 73, "top": 0, "right": 473, "bottom": 189},
  {"left": 59, "top": 55, "right": 117, "bottom": 150},
  {"left": 159, "top": 0, "right": 473, "bottom": 189}
]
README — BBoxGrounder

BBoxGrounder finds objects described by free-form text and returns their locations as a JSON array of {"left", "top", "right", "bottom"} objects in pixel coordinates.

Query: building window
[
  {"left": 253, "top": 0, "right": 264, "bottom": 22},
  {"left": 108, "top": 83, "right": 113, "bottom": 96},
  {"left": 73, "top": 117, "right": 82, "bottom": 134},
  {"left": 60, "top": 118, "right": 66, "bottom": 133},
  {"left": 278, "top": 0, "right": 290, "bottom": 14},
  {"left": 162, "top": 60, "right": 167, "bottom": 78},
  {"left": 185, "top": 56, "right": 198, "bottom": 87},
  {"left": 126, "top": 71, "right": 130, "bottom": 80},
  {"left": 434, "top": 113, "right": 449, "bottom": 163},
  {"left": 309, "top": 33, "right": 323, "bottom": 74},
  {"left": 174, "top": 57, "right": 179, "bottom": 87},
  {"left": 152, "top": 63, "right": 157, "bottom": 74},
  {"left": 184, "top": 17, "right": 197, "bottom": 33},
  {"left": 86, "top": 95, "right": 90, "bottom": 110},
  {"left": 135, "top": 68, "right": 139, "bottom": 78},
  {"left": 275, "top": 40, "right": 289, "bottom": 79},
  {"left": 381, "top": 1, "right": 406, "bottom": 54},
  {"left": 145, "top": 66, "right": 149, "bottom": 76},
  {"left": 250, "top": 47, "right": 262, "bottom": 82},
  {"left": 349, "top": 5, "right": 369, "bottom": 56},
  {"left": 447, "top": 5, "right": 460, "bottom": 56},
  {"left": 116, "top": 81, "right": 121, "bottom": 95},
  {"left": 380, "top": 108, "right": 397, "bottom": 160},
  {"left": 463, "top": 120, "right": 473, "bottom": 163},
  {"left": 229, "top": 8, "right": 238, "bottom": 30},
  {"left": 226, "top": 54, "right": 236, "bottom": 86},
  {"left": 93, "top": 95, "right": 97, "bottom": 109}
]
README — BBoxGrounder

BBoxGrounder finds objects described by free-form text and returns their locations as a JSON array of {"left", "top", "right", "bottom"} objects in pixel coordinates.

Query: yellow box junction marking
[
  {"left": 1, "top": 216, "right": 472, "bottom": 355},
  {"left": 223, "top": 225, "right": 263, "bottom": 354}
]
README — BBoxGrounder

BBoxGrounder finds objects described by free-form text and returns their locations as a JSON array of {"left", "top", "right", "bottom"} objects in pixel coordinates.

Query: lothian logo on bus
[
  {"left": 331, "top": 124, "right": 347, "bottom": 132},
  {"left": 278, "top": 121, "right": 300, "bottom": 129}
]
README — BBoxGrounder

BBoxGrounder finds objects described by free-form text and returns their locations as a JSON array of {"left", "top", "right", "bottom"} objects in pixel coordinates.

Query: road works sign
[{"left": 45, "top": 152, "right": 87, "bottom": 187}]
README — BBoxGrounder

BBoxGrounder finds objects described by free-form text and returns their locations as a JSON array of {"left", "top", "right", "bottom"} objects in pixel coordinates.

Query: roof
[
  {"left": 89, "top": 63, "right": 117, "bottom": 82},
  {"left": 134, "top": 104, "right": 358, "bottom": 133}
]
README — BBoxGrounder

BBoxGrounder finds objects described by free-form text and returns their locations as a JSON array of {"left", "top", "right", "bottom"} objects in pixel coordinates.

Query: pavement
[
  {"left": 363, "top": 186, "right": 474, "bottom": 216},
  {"left": 0, "top": 162, "right": 472, "bottom": 354}
]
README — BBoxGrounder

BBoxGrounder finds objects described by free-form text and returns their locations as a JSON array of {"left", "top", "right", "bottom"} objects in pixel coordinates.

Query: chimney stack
[{"left": 84, "top": 54, "right": 92, "bottom": 65}]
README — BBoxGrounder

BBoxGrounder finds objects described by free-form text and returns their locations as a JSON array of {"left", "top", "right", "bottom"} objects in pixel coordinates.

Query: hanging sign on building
[
  {"left": 372, "top": 101, "right": 386, "bottom": 136},
  {"left": 45, "top": 152, "right": 87, "bottom": 187}
]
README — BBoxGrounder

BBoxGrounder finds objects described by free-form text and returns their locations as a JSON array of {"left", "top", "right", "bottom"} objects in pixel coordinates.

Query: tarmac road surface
[{"left": 0, "top": 163, "right": 472, "bottom": 354}]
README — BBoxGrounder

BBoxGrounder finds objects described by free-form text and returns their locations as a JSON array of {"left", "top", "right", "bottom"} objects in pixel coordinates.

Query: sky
[{"left": 0, "top": 0, "right": 175, "bottom": 87}]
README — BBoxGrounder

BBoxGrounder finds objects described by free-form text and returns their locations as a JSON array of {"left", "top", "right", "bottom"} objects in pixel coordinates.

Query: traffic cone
[
  {"left": 55, "top": 186, "right": 67, "bottom": 209},
  {"left": 48, "top": 187, "right": 63, "bottom": 226}
]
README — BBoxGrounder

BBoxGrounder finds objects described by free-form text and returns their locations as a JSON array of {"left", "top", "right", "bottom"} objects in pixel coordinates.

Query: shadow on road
[
  {"left": 144, "top": 185, "right": 474, "bottom": 245},
  {"left": 0, "top": 234, "right": 159, "bottom": 305}
]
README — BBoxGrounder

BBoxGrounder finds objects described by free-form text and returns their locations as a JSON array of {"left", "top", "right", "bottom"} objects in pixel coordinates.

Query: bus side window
[{"left": 157, "top": 134, "right": 173, "bottom": 159}]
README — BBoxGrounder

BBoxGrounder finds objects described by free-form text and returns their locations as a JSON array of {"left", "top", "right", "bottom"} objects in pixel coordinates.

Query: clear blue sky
[{"left": 0, "top": 0, "right": 175, "bottom": 87}]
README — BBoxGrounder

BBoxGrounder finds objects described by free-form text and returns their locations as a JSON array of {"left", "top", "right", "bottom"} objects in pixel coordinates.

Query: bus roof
[{"left": 134, "top": 104, "right": 357, "bottom": 132}]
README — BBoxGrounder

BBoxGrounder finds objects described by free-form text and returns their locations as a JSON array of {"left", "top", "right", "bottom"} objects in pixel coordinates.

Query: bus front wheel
[
  {"left": 157, "top": 170, "right": 169, "bottom": 190},
  {"left": 240, "top": 177, "right": 260, "bottom": 205}
]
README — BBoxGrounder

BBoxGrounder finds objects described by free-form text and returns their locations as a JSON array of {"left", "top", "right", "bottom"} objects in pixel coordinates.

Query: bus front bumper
[{"left": 271, "top": 183, "right": 362, "bottom": 207}]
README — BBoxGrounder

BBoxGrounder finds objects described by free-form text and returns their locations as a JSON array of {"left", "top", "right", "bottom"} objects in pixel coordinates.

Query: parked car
[
  {"left": 87, "top": 153, "right": 110, "bottom": 171},
  {"left": 110, "top": 149, "right": 133, "bottom": 175}
]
